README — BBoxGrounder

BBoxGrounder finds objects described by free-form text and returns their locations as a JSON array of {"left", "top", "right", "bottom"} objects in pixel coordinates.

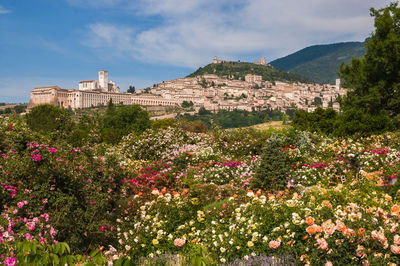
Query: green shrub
[
  {"left": 102, "top": 104, "right": 151, "bottom": 143},
  {"left": 333, "top": 108, "right": 393, "bottom": 136},
  {"left": 25, "top": 104, "right": 73, "bottom": 135},
  {"left": 251, "top": 135, "right": 289, "bottom": 190}
]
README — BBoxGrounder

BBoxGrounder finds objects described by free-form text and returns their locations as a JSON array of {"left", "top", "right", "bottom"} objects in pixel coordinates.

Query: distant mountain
[
  {"left": 269, "top": 41, "right": 366, "bottom": 84},
  {"left": 187, "top": 61, "right": 314, "bottom": 84}
]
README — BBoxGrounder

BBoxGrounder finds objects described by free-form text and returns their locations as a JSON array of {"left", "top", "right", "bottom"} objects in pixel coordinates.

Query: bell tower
[{"left": 99, "top": 70, "right": 108, "bottom": 91}]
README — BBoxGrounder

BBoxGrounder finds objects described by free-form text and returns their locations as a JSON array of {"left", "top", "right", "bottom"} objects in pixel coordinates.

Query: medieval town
[{"left": 28, "top": 57, "right": 346, "bottom": 112}]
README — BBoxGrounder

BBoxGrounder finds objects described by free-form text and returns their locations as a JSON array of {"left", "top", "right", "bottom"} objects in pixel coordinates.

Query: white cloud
[
  {"left": 0, "top": 5, "right": 11, "bottom": 14},
  {"left": 84, "top": 23, "right": 134, "bottom": 50},
  {"left": 79, "top": 0, "right": 393, "bottom": 68}
]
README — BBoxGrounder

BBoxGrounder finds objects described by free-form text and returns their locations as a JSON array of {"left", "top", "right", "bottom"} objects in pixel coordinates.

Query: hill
[
  {"left": 187, "top": 61, "right": 314, "bottom": 84},
  {"left": 269, "top": 41, "right": 366, "bottom": 84}
]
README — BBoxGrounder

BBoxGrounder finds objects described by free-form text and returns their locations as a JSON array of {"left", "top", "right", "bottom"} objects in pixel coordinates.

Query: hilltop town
[
  {"left": 28, "top": 57, "right": 346, "bottom": 111},
  {"left": 137, "top": 57, "right": 346, "bottom": 112}
]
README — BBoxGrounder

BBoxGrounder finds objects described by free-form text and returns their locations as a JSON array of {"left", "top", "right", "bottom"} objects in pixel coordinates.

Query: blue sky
[{"left": 0, "top": 0, "right": 391, "bottom": 102}]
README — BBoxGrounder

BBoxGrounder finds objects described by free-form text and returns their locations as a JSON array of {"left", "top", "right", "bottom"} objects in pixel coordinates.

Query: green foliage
[
  {"left": 292, "top": 108, "right": 338, "bottom": 135},
  {"left": 178, "top": 120, "right": 209, "bottom": 133},
  {"left": 14, "top": 241, "right": 106, "bottom": 265},
  {"left": 187, "top": 61, "right": 313, "bottom": 84},
  {"left": 292, "top": 107, "right": 393, "bottom": 137},
  {"left": 270, "top": 41, "right": 366, "bottom": 84},
  {"left": 127, "top": 85, "right": 135, "bottom": 94},
  {"left": 181, "top": 100, "right": 194, "bottom": 108},
  {"left": 0, "top": 104, "right": 27, "bottom": 115},
  {"left": 312, "top": 96, "right": 322, "bottom": 106},
  {"left": 333, "top": 108, "right": 393, "bottom": 136},
  {"left": 339, "top": 2, "right": 400, "bottom": 118},
  {"left": 252, "top": 135, "right": 288, "bottom": 190},
  {"left": 188, "top": 245, "right": 214, "bottom": 266},
  {"left": 151, "top": 118, "right": 177, "bottom": 130},
  {"left": 178, "top": 109, "right": 292, "bottom": 129},
  {"left": 102, "top": 104, "right": 151, "bottom": 144},
  {"left": 25, "top": 104, "right": 73, "bottom": 135}
]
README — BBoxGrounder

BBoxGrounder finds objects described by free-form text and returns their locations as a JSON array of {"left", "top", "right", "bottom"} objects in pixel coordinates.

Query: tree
[
  {"left": 127, "top": 85, "right": 136, "bottom": 94},
  {"left": 198, "top": 107, "right": 211, "bottom": 115},
  {"left": 102, "top": 105, "right": 151, "bottom": 143},
  {"left": 25, "top": 104, "right": 73, "bottom": 134},
  {"left": 312, "top": 97, "right": 322, "bottom": 106},
  {"left": 252, "top": 136, "right": 288, "bottom": 190},
  {"left": 181, "top": 101, "right": 194, "bottom": 108},
  {"left": 339, "top": 2, "right": 400, "bottom": 117}
]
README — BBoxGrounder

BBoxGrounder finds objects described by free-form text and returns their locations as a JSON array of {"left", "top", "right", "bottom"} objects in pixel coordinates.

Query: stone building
[
  {"left": 78, "top": 70, "right": 120, "bottom": 92},
  {"left": 28, "top": 70, "right": 180, "bottom": 110}
]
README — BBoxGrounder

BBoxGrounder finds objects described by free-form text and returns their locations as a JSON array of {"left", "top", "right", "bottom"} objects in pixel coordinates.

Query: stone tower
[
  {"left": 259, "top": 57, "right": 266, "bottom": 65},
  {"left": 335, "top": 78, "right": 341, "bottom": 90},
  {"left": 213, "top": 56, "right": 218, "bottom": 64},
  {"left": 99, "top": 70, "right": 108, "bottom": 92}
]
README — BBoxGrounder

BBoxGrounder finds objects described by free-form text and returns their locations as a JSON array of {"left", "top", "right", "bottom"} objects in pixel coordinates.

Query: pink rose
[
  {"left": 40, "top": 213, "right": 49, "bottom": 222},
  {"left": 4, "top": 257, "right": 16, "bottom": 266},
  {"left": 25, "top": 233, "right": 32, "bottom": 240},
  {"left": 174, "top": 238, "right": 186, "bottom": 247},
  {"left": 31, "top": 154, "right": 41, "bottom": 162},
  {"left": 17, "top": 202, "right": 24, "bottom": 208},
  {"left": 49, "top": 227, "right": 57, "bottom": 236},
  {"left": 317, "top": 238, "right": 329, "bottom": 250},
  {"left": 269, "top": 240, "right": 281, "bottom": 249},
  {"left": 26, "top": 222, "right": 35, "bottom": 231}
]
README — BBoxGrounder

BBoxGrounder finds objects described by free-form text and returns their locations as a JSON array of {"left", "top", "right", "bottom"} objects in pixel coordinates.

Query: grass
[{"left": 249, "top": 121, "right": 290, "bottom": 131}]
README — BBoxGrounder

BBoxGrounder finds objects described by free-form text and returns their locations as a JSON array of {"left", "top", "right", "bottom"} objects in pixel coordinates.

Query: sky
[{"left": 0, "top": 0, "right": 392, "bottom": 103}]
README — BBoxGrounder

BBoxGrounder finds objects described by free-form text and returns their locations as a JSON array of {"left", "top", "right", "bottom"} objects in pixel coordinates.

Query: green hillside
[
  {"left": 187, "top": 61, "right": 314, "bottom": 84},
  {"left": 269, "top": 41, "right": 366, "bottom": 84}
]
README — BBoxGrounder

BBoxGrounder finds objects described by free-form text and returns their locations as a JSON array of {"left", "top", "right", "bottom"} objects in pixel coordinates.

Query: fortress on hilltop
[{"left": 213, "top": 56, "right": 268, "bottom": 66}]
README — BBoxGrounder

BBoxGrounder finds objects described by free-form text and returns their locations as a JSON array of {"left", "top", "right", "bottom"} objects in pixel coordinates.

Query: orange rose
[
  {"left": 306, "top": 216, "right": 315, "bottom": 225},
  {"left": 343, "top": 228, "right": 356, "bottom": 237},
  {"left": 392, "top": 205, "right": 400, "bottom": 215},
  {"left": 336, "top": 221, "right": 346, "bottom": 232},
  {"left": 306, "top": 224, "right": 321, "bottom": 235},
  {"left": 358, "top": 228, "right": 365, "bottom": 236},
  {"left": 322, "top": 200, "right": 332, "bottom": 208}
]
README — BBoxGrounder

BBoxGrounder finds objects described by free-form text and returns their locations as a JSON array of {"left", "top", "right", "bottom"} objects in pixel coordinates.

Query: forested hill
[
  {"left": 269, "top": 41, "right": 366, "bottom": 84},
  {"left": 187, "top": 61, "right": 314, "bottom": 84}
]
